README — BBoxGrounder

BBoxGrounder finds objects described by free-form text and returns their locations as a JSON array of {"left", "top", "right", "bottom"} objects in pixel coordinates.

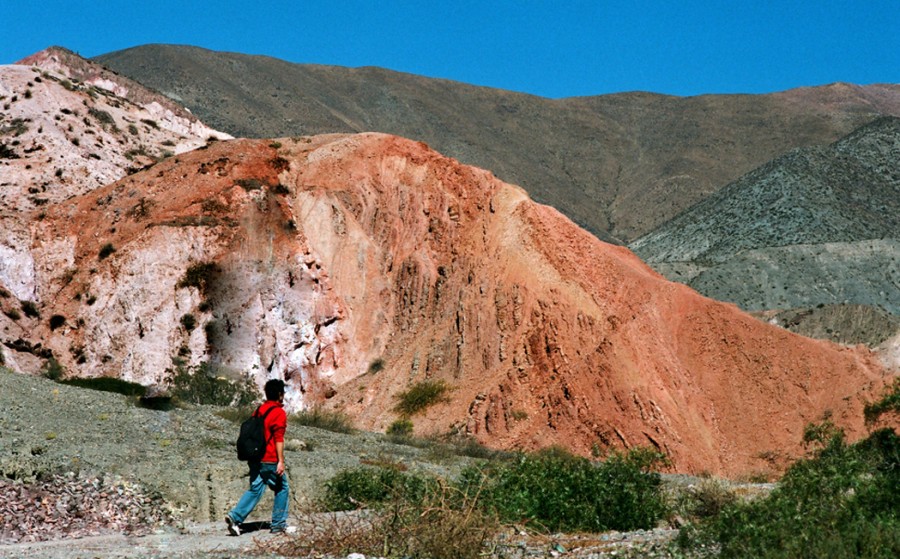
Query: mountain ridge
[{"left": 93, "top": 44, "right": 900, "bottom": 243}]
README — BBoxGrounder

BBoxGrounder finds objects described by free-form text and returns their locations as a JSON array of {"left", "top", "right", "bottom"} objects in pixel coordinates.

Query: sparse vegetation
[
  {"left": 60, "top": 377, "right": 147, "bottom": 398},
  {"left": 367, "top": 357, "right": 385, "bottom": 374},
  {"left": 394, "top": 379, "right": 451, "bottom": 416},
  {"left": 465, "top": 446, "right": 668, "bottom": 532},
  {"left": 88, "top": 108, "right": 115, "bottom": 127},
  {"left": 48, "top": 314, "right": 66, "bottom": 331},
  {"left": 168, "top": 361, "right": 258, "bottom": 406},
  {"left": 128, "top": 197, "right": 154, "bottom": 219},
  {"left": 98, "top": 243, "right": 116, "bottom": 260},
  {"left": 42, "top": 356, "right": 65, "bottom": 381},
  {"left": 20, "top": 300, "right": 40, "bottom": 318},
  {"left": 303, "top": 444, "right": 666, "bottom": 559},
  {"left": 176, "top": 262, "right": 220, "bottom": 298},
  {"left": 386, "top": 418, "right": 414, "bottom": 438},
  {"left": 290, "top": 407, "right": 356, "bottom": 434},
  {"left": 215, "top": 405, "right": 256, "bottom": 424},
  {"left": 677, "top": 378, "right": 900, "bottom": 559},
  {"left": 180, "top": 313, "right": 197, "bottom": 332},
  {"left": 864, "top": 377, "right": 900, "bottom": 424},
  {"left": 235, "top": 178, "right": 264, "bottom": 191}
]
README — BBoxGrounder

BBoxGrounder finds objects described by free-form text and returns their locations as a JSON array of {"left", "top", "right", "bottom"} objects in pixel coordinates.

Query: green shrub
[
  {"left": 290, "top": 407, "right": 356, "bottom": 434},
  {"left": 20, "top": 300, "right": 40, "bottom": 318},
  {"left": 235, "top": 178, "right": 264, "bottom": 191},
  {"left": 177, "top": 262, "right": 220, "bottom": 298},
  {"left": 320, "top": 466, "right": 435, "bottom": 512},
  {"left": 61, "top": 377, "right": 147, "bottom": 397},
  {"left": 42, "top": 357, "right": 64, "bottom": 381},
  {"left": 98, "top": 243, "right": 115, "bottom": 260},
  {"left": 394, "top": 380, "right": 451, "bottom": 416},
  {"left": 180, "top": 313, "right": 196, "bottom": 332},
  {"left": 386, "top": 418, "right": 413, "bottom": 438},
  {"left": 4, "top": 308, "right": 21, "bottom": 320},
  {"left": 215, "top": 405, "right": 256, "bottom": 424},
  {"left": 463, "top": 446, "right": 667, "bottom": 532},
  {"left": 367, "top": 358, "right": 385, "bottom": 374},
  {"left": 88, "top": 108, "right": 115, "bottom": 126},
  {"left": 168, "top": 362, "right": 258, "bottom": 406},
  {"left": 278, "top": 476, "right": 496, "bottom": 559},
  {"left": 678, "top": 426, "right": 900, "bottom": 559},
  {"left": 865, "top": 378, "right": 900, "bottom": 424},
  {"left": 48, "top": 314, "right": 66, "bottom": 330}
]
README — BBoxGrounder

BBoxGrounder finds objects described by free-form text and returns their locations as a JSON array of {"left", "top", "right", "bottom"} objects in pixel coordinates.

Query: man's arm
[{"left": 275, "top": 441, "right": 285, "bottom": 475}]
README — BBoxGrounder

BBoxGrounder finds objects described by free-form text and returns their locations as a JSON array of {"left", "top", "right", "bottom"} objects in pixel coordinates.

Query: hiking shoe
[
  {"left": 225, "top": 515, "right": 241, "bottom": 536},
  {"left": 270, "top": 525, "right": 296, "bottom": 535}
]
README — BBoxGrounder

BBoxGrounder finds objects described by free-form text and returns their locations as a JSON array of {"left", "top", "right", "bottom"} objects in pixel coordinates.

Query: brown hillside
[
  {"left": 12, "top": 134, "right": 890, "bottom": 477},
  {"left": 94, "top": 44, "right": 900, "bottom": 242}
]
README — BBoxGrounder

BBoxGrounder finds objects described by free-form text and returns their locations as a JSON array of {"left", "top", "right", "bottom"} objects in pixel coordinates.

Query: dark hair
[{"left": 264, "top": 379, "right": 285, "bottom": 401}]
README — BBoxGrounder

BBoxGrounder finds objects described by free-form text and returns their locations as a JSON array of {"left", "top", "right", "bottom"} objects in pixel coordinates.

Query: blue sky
[{"left": 2, "top": 0, "right": 897, "bottom": 98}]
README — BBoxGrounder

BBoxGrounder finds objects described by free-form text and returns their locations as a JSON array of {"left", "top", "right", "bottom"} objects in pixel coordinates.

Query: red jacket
[{"left": 256, "top": 400, "right": 287, "bottom": 463}]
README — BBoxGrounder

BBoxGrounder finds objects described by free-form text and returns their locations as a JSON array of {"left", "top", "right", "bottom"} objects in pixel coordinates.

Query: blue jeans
[{"left": 228, "top": 462, "right": 289, "bottom": 529}]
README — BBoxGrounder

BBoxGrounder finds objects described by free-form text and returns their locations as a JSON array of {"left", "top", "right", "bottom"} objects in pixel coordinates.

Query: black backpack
[{"left": 236, "top": 405, "right": 275, "bottom": 461}]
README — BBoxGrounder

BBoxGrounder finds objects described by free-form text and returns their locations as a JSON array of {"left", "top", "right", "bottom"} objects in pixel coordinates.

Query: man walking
[{"left": 226, "top": 379, "right": 290, "bottom": 535}]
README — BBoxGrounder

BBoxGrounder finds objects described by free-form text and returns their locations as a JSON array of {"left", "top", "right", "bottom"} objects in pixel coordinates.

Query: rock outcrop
[{"left": 4, "top": 132, "right": 891, "bottom": 476}]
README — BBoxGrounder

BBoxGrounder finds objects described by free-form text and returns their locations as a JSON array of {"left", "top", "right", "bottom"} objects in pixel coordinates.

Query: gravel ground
[{"left": 0, "top": 369, "right": 768, "bottom": 558}]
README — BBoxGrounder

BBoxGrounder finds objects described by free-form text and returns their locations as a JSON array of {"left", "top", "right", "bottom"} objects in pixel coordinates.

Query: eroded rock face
[{"left": 6, "top": 132, "right": 890, "bottom": 477}]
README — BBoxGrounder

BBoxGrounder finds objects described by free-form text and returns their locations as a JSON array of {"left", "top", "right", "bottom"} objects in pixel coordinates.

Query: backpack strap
[{"left": 257, "top": 405, "right": 278, "bottom": 449}]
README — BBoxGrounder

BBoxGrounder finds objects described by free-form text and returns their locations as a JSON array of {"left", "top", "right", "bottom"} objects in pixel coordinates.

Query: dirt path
[{"left": 0, "top": 521, "right": 291, "bottom": 559}]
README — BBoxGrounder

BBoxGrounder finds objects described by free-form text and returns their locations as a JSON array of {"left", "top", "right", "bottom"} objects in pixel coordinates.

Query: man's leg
[
  {"left": 227, "top": 462, "right": 266, "bottom": 527},
  {"left": 259, "top": 463, "right": 290, "bottom": 531}
]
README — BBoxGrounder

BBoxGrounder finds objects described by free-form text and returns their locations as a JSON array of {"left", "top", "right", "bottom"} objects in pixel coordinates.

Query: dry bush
[
  {"left": 686, "top": 479, "right": 738, "bottom": 520},
  {"left": 267, "top": 479, "right": 498, "bottom": 559}
]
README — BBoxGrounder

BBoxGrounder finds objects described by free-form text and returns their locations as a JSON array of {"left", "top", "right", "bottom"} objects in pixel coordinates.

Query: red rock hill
[{"left": 14, "top": 134, "right": 891, "bottom": 476}]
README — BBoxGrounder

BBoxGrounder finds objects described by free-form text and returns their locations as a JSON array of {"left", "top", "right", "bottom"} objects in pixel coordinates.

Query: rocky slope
[
  {"left": 630, "top": 117, "right": 900, "bottom": 264},
  {"left": 93, "top": 44, "right": 900, "bottom": 243},
  {"left": 629, "top": 118, "right": 900, "bottom": 349},
  {"left": 0, "top": 57, "right": 229, "bottom": 320},
  {"left": 2, "top": 128, "right": 891, "bottom": 476}
]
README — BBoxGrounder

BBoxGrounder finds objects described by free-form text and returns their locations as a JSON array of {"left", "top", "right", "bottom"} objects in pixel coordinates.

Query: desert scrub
[
  {"left": 177, "top": 262, "right": 220, "bottom": 298},
  {"left": 462, "top": 446, "right": 668, "bottom": 532},
  {"left": 864, "top": 377, "right": 900, "bottom": 424},
  {"left": 367, "top": 357, "right": 385, "bottom": 374},
  {"left": 168, "top": 361, "right": 258, "bottom": 406},
  {"left": 234, "top": 178, "right": 264, "bottom": 191},
  {"left": 98, "top": 243, "right": 115, "bottom": 260},
  {"left": 320, "top": 466, "right": 436, "bottom": 512},
  {"left": 386, "top": 418, "right": 414, "bottom": 438},
  {"left": 394, "top": 379, "right": 451, "bottom": 416},
  {"left": 282, "top": 471, "right": 495, "bottom": 559},
  {"left": 290, "top": 407, "right": 355, "bottom": 434},
  {"left": 48, "top": 314, "right": 66, "bottom": 330},
  {"left": 20, "top": 299, "right": 40, "bottom": 318},
  {"left": 42, "top": 357, "right": 65, "bottom": 381},
  {"left": 677, "top": 425, "right": 900, "bottom": 558},
  {"left": 180, "top": 313, "right": 197, "bottom": 332},
  {"left": 60, "top": 377, "right": 147, "bottom": 398},
  {"left": 215, "top": 405, "right": 257, "bottom": 424}
]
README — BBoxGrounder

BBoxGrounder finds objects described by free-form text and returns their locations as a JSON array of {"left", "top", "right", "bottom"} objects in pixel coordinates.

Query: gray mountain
[
  {"left": 630, "top": 117, "right": 900, "bottom": 341},
  {"left": 93, "top": 44, "right": 900, "bottom": 243}
]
